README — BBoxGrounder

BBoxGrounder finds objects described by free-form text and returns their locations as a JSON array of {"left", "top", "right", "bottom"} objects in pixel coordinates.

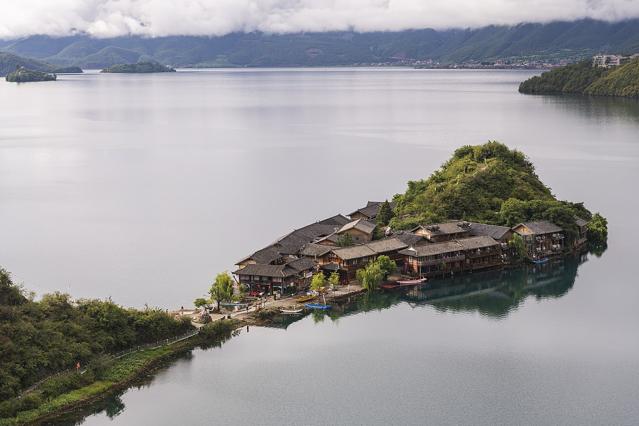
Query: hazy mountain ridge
[{"left": 0, "top": 19, "right": 638, "bottom": 69}]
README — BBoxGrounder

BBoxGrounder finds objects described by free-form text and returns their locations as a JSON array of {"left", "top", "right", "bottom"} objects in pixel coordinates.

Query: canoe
[
  {"left": 296, "top": 295, "right": 316, "bottom": 303},
  {"left": 531, "top": 258, "right": 549, "bottom": 264},
  {"left": 280, "top": 308, "right": 304, "bottom": 315},
  {"left": 381, "top": 278, "right": 427, "bottom": 290},
  {"left": 304, "top": 303, "right": 331, "bottom": 310}
]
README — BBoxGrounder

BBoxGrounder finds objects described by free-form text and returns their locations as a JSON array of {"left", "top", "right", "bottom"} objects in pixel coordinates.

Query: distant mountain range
[{"left": 1, "top": 19, "right": 638, "bottom": 70}]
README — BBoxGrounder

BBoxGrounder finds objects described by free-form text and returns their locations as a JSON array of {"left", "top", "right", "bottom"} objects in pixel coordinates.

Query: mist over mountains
[{"left": 1, "top": 19, "right": 638, "bottom": 69}]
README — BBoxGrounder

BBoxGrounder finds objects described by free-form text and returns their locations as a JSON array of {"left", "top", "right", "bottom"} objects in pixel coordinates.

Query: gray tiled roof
[
  {"left": 299, "top": 243, "right": 333, "bottom": 257},
  {"left": 348, "top": 201, "right": 396, "bottom": 219},
  {"left": 337, "top": 219, "right": 376, "bottom": 235},
  {"left": 516, "top": 221, "right": 563, "bottom": 235},
  {"left": 457, "top": 236, "right": 499, "bottom": 250},
  {"left": 331, "top": 245, "right": 377, "bottom": 261},
  {"left": 365, "top": 238, "right": 408, "bottom": 253},
  {"left": 575, "top": 217, "right": 588, "bottom": 227},
  {"left": 414, "top": 222, "right": 470, "bottom": 236},
  {"left": 285, "top": 257, "right": 316, "bottom": 272},
  {"left": 233, "top": 263, "right": 298, "bottom": 278},
  {"left": 468, "top": 222, "right": 511, "bottom": 240},
  {"left": 399, "top": 240, "right": 463, "bottom": 257}
]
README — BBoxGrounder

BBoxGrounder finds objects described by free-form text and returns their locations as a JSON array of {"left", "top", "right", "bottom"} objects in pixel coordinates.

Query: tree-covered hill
[
  {"left": 390, "top": 142, "right": 603, "bottom": 243},
  {"left": 101, "top": 61, "right": 176, "bottom": 73},
  {"left": 585, "top": 59, "right": 639, "bottom": 97},
  {"left": 5, "top": 67, "right": 56, "bottom": 82},
  {"left": 2, "top": 19, "right": 638, "bottom": 68},
  {"left": 519, "top": 59, "right": 639, "bottom": 97},
  {"left": 0, "top": 52, "right": 53, "bottom": 76},
  {"left": 0, "top": 268, "right": 191, "bottom": 402}
]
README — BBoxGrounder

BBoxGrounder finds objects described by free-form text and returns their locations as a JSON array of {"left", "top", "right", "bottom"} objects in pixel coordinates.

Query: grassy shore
[{"left": 0, "top": 320, "right": 238, "bottom": 426}]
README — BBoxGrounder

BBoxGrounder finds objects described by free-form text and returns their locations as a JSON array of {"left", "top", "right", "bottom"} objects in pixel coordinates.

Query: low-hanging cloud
[{"left": 1, "top": 0, "right": 638, "bottom": 39}]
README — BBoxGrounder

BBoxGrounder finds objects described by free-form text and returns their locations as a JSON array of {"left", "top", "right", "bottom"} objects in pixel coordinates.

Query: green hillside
[
  {"left": 101, "top": 61, "right": 176, "bottom": 73},
  {"left": 2, "top": 19, "right": 639, "bottom": 68},
  {"left": 0, "top": 52, "right": 53, "bottom": 76},
  {"left": 5, "top": 67, "right": 56, "bottom": 82},
  {"left": 519, "top": 59, "right": 639, "bottom": 97},
  {"left": 390, "top": 142, "right": 602, "bottom": 243},
  {"left": 585, "top": 59, "right": 639, "bottom": 97}
]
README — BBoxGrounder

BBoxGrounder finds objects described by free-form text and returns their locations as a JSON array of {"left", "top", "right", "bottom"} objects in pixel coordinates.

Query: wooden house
[
  {"left": 458, "top": 236, "right": 503, "bottom": 271},
  {"left": 322, "top": 237, "right": 408, "bottom": 278},
  {"left": 574, "top": 217, "right": 589, "bottom": 248},
  {"left": 335, "top": 219, "right": 376, "bottom": 244},
  {"left": 512, "top": 221, "right": 565, "bottom": 260},
  {"left": 399, "top": 241, "right": 466, "bottom": 277},
  {"left": 233, "top": 257, "right": 316, "bottom": 295},
  {"left": 348, "top": 201, "right": 395, "bottom": 221},
  {"left": 412, "top": 222, "right": 471, "bottom": 243}
]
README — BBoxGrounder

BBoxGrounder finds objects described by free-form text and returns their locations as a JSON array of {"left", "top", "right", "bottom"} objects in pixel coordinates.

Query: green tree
[
  {"left": 310, "top": 273, "right": 326, "bottom": 292},
  {"left": 508, "top": 233, "right": 527, "bottom": 261},
  {"left": 328, "top": 272, "right": 340, "bottom": 290},
  {"left": 209, "top": 272, "right": 235, "bottom": 311},
  {"left": 376, "top": 200, "right": 394, "bottom": 226},
  {"left": 587, "top": 213, "right": 608, "bottom": 246},
  {"left": 194, "top": 298, "right": 209, "bottom": 309},
  {"left": 375, "top": 255, "right": 397, "bottom": 279},
  {"left": 356, "top": 263, "right": 384, "bottom": 291},
  {"left": 336, "top": 233, "right": 354, "bottom": 247}
]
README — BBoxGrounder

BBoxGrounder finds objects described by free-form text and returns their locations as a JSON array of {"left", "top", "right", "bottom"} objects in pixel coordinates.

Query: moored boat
[
  {"left": 296, "top": 294, "right": 316, "bottom": 303},
  {"left": 304, "top": 303, "right": 331, "bottom": 310},
  {"left": 280, "top": 307, "right": 304, "bottom": 315},
  {"left": 381, "top": 277, "right": 427, "bottom": 290}
]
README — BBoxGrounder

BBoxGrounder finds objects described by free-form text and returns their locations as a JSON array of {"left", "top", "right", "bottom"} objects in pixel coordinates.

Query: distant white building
[{"left": 593, "top": 54, "right": 639, "bottom": 68}]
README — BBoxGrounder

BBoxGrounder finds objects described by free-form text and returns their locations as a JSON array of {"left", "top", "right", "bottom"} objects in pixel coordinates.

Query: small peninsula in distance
[
  {"left": 101, "top": 61, "right": 176, "bottom": 73},
  {"left": 519, "top": 55, "right": 639, "bottom": 97},
  {"left": 5, "top": 67, "right": 56, "bottom": 83}
]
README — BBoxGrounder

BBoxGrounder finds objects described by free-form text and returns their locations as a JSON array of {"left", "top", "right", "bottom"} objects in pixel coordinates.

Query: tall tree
[
  {"left": 310, "top": 273, "right": 326, "bottom": 292},
  {"left": 209, "top": 272, "right": 235, "bottom": 311},
  {"left": 376, "top": 200, "right": 394, "bottom": 226}
]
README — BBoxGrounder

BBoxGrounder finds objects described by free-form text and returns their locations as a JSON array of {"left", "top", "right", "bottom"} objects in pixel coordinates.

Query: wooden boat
[
  {"left": 381, "top": 277, "right": 427, "bottom": 290},
  {"left": 531, "top": 258, "right": 549, "bottom": 264},
  {"left": 296, "top": 295, "right": 316, "bottom": 303},
  {"left": 280, "top": 308, "right": 304, "bottom": 315},
  {"left": 304, "top": 303, "right": 331, "bottom": 310}
]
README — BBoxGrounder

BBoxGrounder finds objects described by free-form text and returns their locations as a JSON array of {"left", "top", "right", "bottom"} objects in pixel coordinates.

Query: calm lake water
[{"left": 1, "top": 69, "right": 639, "bottom": 425}]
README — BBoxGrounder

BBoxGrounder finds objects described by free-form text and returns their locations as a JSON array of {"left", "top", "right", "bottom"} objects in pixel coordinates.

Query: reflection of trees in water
[{"left": 542, "top": 94, "right": 639, "bottom": 123}]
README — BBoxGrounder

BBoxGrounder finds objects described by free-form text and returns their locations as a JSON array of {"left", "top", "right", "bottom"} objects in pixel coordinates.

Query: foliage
[
  {"left": 585, "top": 59, "right": 639, "bottom": 97},
  {"left": 0, "top": 52, "right": 54, "bottom": 77},
  {"left": 101, "top": 61, "right": 176, "bottom": 73},
  {"left": 519, "top": 61, "right": 605, "bottom": 94},
  {"left": 209, "top": 272, "right": 235, "bottom": 310},
  {"left": 586, "top": 213, "right": 609, "bottom": 246},
  {"left": 5, "top": 67, "right": 56, "bottom": 82},
  {"left": 336, "top": 233, "right": 354, "bottom": 247},
  {"left": 389, "top": 141, "right": 603, "bottom": 245},
  {"left": 376, "top": 200, "right": 394, "bottom": 226},
  {"left": 0, "top": 269, "right": 192, "bottom": 401},
  {"left": 356, "top": 263, "right": 384, "bottom": 292},
  {"left": 375, "top": 255, "right": 397, "bottom": 278},
  {"left": 193, "top": 298, "right": 209, "bottom": 308},
  {"left": 328, "top": 272, "right": 340, "bottom": 290},
  {"left": 520, "top": 59, "right": 639, "bottom": 98},
  {"left": 310, "top": 273, "right": 326, "bottom": 292},
  {"left": 508, "top": 233, "right": 527, "bottom": 260}
]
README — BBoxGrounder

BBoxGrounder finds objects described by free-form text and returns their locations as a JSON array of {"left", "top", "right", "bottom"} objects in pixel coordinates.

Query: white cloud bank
[{"left": 1, "top": 0, "right": 638, "bottom": 39}]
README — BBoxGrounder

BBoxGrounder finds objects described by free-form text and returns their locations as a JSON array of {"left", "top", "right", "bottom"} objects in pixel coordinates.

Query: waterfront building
[
  {"left": 411, "top": 222, "right": 471, "bottom": 242},
  {"left": 511, "top": 221, "right": 565, "bottom": 260},
  {"left": 335, "top": 219, "right": 376, "bottom": 243}
]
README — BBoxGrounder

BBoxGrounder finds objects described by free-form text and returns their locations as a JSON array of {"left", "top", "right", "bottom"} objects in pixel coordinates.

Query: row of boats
[{"left": 279, "top": 277, "right": 428, "bottom": 315}]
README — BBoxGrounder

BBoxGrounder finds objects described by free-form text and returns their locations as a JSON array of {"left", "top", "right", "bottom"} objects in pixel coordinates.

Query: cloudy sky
[{"left": 1, "top": 0, "right": 638, "bottom": 39}]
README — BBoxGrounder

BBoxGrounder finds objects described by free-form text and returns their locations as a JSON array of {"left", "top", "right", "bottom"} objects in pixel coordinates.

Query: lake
[{"left": 1, "top": 69, "right": 638, "bottom": 425}]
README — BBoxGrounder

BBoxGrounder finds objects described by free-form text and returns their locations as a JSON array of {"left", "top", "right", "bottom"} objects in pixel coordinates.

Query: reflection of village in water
[
  {"left": 57, "top": 252, "right": 594, "bottom": 424},
  {"left": 283, "top": 252, "right": 591, "bottom": 326}
]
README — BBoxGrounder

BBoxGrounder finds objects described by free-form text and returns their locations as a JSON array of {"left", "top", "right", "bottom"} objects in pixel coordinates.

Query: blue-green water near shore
[{"left": 1, "top": 69, "right": 638, "bottom": 424}]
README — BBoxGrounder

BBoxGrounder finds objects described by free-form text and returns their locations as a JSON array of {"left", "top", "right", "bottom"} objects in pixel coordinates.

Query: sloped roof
[
  {"left": 285, "top": 257, "right": 316, "bottom": 272},
  {"left": 233, "top": 264, "right": 298, "bottom": 278},
  {"left": 299, "top": 243, "right": 333, "bottom": 257},
  {"left": 575, "top": 217, "right": 589, "bottom": 227},
  {"left": 413, "top": 222, "right": 470, "bottom": 236},
  {"left": 399, "top": 241, "right": 463, "bottom": 257},
  {"left": 457, "top": 235, "right": 499, "bottom": 250},
  {"left": 348, "top": 201, "right": 396, "bottom": 219},
  {"left": 468, "top": 222, "right": 511, "bottom": 240},
  {"left": 392, "top": 231, "right": 424, "bottom": 246},
  {"left": 337, "top": 219, "right": 376, "bottom": 235},
  {"left": 515, "top": 221, "right": 563, "bottom": 235},
  {"left": 366, "top": 238, "right": 408, "bottom": 253},
  {"left": 331, "top": 245, "right": 377, "bottom": 261}
]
